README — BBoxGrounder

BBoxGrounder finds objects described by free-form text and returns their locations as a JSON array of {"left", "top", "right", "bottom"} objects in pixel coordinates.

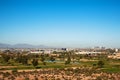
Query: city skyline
[{"left": 0, "top": 0, "right": 120, "bottom": 48}]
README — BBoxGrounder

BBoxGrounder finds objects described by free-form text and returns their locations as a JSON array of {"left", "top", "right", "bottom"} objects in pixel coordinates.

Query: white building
[{"left": 75, "top": 51, "right": 101, "bottom": 54}]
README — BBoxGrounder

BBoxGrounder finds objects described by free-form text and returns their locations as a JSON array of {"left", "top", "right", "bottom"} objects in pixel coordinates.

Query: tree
[
  {"left": 40, "top": 55, "right": 46, "bottom": 65},
  {"left": 40, "top": 55, "right": 45, "bottom": 62},
  {"left": 2, "top": 54, "right": 10, "bottom": 62},
  {"left": 53, "top": 51, "right": 57, "bottom": 54},
  {"left": 15, "top": 55, "right": 22, "bottom": 63},
  {"left": 97, "top": 60, "right": 104, "bottom": 68},
  {"left": 59, "top": 52, "right": 65, "bottom": 61},
  {"left": 32, "top": 59, "right": 38, "bottom": 67},
  {"left": 15, "top": 55, "right": 28, "bottom": 65},
  {"left": 65, "top": 52, "right": 71, "bottom": 65},
  {"left": 21, "top": 56, "right": 28, "bottom": 65},
  {"left": 50, "top": 56, "right": 55, "bottom": 62}
]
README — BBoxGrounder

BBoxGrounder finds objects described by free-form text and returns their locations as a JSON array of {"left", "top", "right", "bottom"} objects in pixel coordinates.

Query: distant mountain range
[{"left": 0, "top": 43, "right": 48, "bottom": 48}]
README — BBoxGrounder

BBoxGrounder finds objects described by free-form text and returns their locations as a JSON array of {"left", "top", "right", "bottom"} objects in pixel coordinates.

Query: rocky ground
[{"left": 0, "top": 68, "right": 120, "bottom": 80}]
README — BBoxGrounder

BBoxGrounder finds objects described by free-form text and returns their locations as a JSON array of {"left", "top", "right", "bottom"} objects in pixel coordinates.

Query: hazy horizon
[{"left": 0, "top": 0, "right": 120, "bottom": 48}]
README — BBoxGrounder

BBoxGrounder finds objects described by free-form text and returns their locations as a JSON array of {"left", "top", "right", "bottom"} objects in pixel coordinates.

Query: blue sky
[{"left": 0, "top": 0, "right": 120, "bottom": 48}]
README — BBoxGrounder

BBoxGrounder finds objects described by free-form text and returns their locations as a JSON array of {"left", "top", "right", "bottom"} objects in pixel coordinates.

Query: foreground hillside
[{"left": 0, "top": 68, "right": 120, "bottom": 80}]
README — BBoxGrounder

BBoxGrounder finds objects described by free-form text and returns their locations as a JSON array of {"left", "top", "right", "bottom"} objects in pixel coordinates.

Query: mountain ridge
[{"left": 0, "top": 43, "right": 48, "bottom": 48}]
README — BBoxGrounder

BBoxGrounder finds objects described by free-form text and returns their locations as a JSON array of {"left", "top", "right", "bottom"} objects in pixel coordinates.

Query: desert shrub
[
  {"left": 36, "top": 66, "right": 41, "bottom": 69},
  {"left": 96, "top": 76, "right": 102, "bottom": 80},
  {"left": 3, "top": 72, "right": 10, "bottom": 77},
  {"left": 34, "top": 77, "right": 38, "bottom": 80},
  {"left": 24, "top": 77, "right": 30, "bottom": 80},
  {"left": 12, "top": 68, "right": 18, "bottom": 73}
]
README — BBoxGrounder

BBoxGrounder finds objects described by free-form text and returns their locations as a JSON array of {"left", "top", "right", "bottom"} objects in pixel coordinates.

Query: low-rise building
[{"left": 108, "top": 53, "right": 120, "bottom": 59}]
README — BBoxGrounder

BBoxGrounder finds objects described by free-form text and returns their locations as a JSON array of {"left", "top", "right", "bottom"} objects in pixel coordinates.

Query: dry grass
[{"left": 0, "top": 67, "right": 120, "bottom": 80}]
